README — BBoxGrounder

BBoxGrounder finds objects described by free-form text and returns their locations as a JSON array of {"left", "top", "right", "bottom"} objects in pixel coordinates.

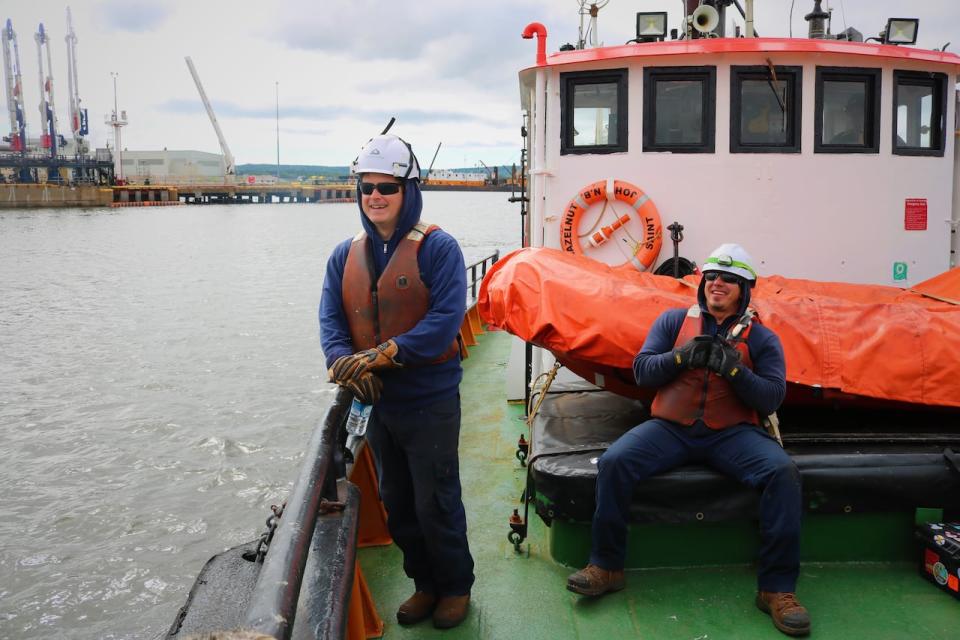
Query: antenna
[{"left": 577, "top": 1, "right": 609, "bottom": 49}]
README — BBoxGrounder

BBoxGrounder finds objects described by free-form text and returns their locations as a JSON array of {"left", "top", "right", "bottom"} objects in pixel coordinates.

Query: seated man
[{"left": 566, "top": 243, "right": 810, "bottom": 638}]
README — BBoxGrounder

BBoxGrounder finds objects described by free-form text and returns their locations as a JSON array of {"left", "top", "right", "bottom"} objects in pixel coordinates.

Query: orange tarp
[{"left": 478, "top": 248, "right": 960, "bottom": 409}]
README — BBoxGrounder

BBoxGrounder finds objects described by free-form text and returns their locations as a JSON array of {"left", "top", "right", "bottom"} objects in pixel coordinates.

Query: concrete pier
[{"left": 0, "top": 183, "right": 113, "bottom": 208}]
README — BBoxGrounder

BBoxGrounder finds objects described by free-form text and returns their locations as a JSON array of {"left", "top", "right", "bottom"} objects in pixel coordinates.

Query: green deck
[{"left": 358, "top": 329, "right": 960, "bottom": 639}]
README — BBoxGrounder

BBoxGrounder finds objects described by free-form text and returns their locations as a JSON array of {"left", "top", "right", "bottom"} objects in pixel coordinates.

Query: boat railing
[
  {"left": 466, "top": 251, "right": 500, "bottom": 306},
  {"left": 242, "top": 386, "right": 354, "bottom": 639}
]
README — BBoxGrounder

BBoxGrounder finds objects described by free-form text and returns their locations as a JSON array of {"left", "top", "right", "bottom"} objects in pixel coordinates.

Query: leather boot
[
  {"left": 756, "top": 591, "right": 811, "bottom": 637},
  {"left": 396, "top": 591, "right": 436, "bottom": 625},
  {"left": 566, "top": 564, "right": 626, "bottom": 596},
  {"left": 432, "top": 594, "right": 470, "bottom": 629}
]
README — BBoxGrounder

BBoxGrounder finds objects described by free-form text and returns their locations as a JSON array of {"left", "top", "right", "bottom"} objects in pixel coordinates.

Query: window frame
[
  {"left": 642, "top": 66, "right": 716, "bottom": 153},
  {"left": 730, "top": 65, "right": 803, "bottom": 154},
  {"left": 891, "top": 70, "right": 948, "bottom": 157},
  {"left": 814, "top": 66, "right": 882, "bottom": 154},
  {"left": 559, "top": 68, "right": 629, "bottom": 155}
]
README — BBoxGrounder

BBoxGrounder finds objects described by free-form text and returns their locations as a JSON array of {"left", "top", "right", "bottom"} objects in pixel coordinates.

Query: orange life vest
[
  {"left": 650, "top": 305, "right": 760, "bottom": 429},
  {"left": 341, "top": 221, "right": 460, "bottom": 363}
]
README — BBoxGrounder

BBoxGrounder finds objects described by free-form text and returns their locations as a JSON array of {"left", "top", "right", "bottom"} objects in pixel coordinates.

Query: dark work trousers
[
  {"left": 590, "top": 418, "right": 802, "bottom": 593},
  {"left": 365, "top": 394, "right": 475, "bottom": 597}
]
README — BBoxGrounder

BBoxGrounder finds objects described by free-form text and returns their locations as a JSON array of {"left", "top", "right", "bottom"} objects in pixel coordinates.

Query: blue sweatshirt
[
  {"left": 632, "top": 281, "right": 786, "bottom": 417},
  {"left": 319, "top": 179, "right": 467, "bottom": 410}
]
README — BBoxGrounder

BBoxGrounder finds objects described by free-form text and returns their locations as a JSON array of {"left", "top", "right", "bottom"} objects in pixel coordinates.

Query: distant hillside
[
  {"left": 237, "top": 163, "right": 518, "bottom": 181},
  {"left": 237, "top": 164, "right": 350, "bottom": 180}
]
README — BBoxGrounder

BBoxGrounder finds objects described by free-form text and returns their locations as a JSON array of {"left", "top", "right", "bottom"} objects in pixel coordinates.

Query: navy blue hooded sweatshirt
[
  {"left": 632, "top": 277, "right": 786, "bottom": 418},
  {"left": 319, "top": 179, "right": 467, "bottom": 410}
]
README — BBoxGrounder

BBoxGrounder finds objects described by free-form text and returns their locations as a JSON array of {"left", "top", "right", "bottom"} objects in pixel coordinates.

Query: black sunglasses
[
  {"left": 359, "top": 181, "right": 402, "bottom": 196},
  {"left": 703, "top": 271, "right": 742, "bottom": 284}
]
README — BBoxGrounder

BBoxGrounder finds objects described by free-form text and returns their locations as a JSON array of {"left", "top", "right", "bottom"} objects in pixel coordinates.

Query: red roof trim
[{"left": 522, "top": 38, "right": 960, "bottom": 72}]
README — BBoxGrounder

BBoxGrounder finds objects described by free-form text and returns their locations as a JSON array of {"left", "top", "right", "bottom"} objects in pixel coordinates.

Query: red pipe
[{"left": 521, "top": 22, "right": 547, "bottom": 66}]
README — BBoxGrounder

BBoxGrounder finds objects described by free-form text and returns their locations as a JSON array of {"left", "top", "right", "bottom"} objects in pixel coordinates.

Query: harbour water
[{"left": 0, "top": 191, "right": 519, "bottom": 639}]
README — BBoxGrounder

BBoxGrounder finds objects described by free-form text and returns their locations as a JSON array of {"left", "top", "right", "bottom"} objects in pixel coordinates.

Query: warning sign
[{"left": 905, "top": 198, "right": 927, "bottom": 230}]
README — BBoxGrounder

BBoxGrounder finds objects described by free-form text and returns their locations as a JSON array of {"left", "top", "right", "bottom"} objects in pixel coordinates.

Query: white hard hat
[
  {"left": 350, "top": 134, "right": 421, "bottom": 181},
  {"left": 701, "top": 243, "right": 758, "bottom": 282}
]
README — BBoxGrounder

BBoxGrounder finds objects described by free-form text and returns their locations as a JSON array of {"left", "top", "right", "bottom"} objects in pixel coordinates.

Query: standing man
[
  {"left": 319, "top": 133, "right": 474, "bottom": 629},
  {"left": 566, "top": 244, "right": 810, "bottom": 638}
]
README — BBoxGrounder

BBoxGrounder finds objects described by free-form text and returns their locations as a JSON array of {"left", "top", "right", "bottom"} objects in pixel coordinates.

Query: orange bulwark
[{"left": 479, "top": 247, "right": 960, "bottom": 409}]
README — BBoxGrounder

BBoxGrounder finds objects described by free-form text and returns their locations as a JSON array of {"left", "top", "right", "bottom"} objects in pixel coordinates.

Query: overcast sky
[{"left": 3, "top": 1, "right": 957, "bottom": 169}]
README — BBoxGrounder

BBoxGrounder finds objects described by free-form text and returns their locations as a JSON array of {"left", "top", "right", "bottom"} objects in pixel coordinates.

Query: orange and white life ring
[{"left": 559, "top": 178, "right": 663, "bottom": 271}]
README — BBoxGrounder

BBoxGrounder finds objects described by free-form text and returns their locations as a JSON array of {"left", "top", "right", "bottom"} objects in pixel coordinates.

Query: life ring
[{"left": 559, "top": 178, "right": 663, "bottom": 271}]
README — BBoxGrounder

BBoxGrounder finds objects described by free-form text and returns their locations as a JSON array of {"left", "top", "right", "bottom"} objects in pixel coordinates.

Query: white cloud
[{"left": 1, "top": 1, "right": 957, "bottom": 168}]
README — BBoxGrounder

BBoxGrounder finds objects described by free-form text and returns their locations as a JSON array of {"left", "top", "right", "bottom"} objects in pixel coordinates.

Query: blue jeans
[
  {"left": 365, "top": 394, "right": 475, "bottom": 596},
  {"left": 590, "top": 418, "right": 802, "bottom": 593}
]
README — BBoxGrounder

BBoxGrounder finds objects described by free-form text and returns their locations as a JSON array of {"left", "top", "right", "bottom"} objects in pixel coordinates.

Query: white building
[{"left": 119, "top": 149, "right": 226, "bottom": 184}]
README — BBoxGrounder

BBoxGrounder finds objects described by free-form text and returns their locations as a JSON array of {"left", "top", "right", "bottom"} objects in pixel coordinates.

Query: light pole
[
  {"left": 275, "top": 81, "right": 280, "bottom": 181},
  {"left": 104, "top": 71, "right": 127, "bottom": 182}
]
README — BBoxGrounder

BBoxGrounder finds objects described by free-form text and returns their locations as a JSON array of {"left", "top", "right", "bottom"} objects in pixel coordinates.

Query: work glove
[
  {"left": 341, "top": 371, "right": 383, "bottom": 405},
  {"left": 707, "top": 340, "right": 745, "bottom": 380},
  {"left": 672, "top": 335, "right": 714, "bottom": 370},
  {"left": 350, "top": 339, "right": 402, "bottom": 375},
  {"left": 329, "top": 355, "right": 357, "bottom": 383}
]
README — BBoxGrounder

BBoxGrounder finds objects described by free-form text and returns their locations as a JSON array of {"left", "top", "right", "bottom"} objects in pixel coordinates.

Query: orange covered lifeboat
[{"left": 479, "top": 247, "right": 960, "bottom": 410}]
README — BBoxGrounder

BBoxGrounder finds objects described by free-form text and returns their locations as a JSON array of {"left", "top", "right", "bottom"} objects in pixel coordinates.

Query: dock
[{"left": 0, "top": 182, "right": 357, "bottom": 209}]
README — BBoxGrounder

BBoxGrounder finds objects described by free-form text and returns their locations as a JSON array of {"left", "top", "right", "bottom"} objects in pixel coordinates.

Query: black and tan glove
[
  {"left": 672, "top": 335, "right": 714, "bottom": 370},
  {"left": 707, "top": 340, "right": 746, "bottom": 380},
  {"left": 350, "top": 339, "right": 402, "bottom": 375},
  {"left": 341, "top": 371, "right": 383, "bottom": 405}
]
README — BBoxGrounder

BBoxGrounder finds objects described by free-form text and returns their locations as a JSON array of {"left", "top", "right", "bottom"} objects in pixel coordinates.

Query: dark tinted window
[
  {"left": 643, "top": 66, "right": 716, "bottom": 153},
  {"left": 560, "top": 69, "right": 628, "bottom": 155},
  {"left": 731, "top": 66, "right": 802, "bottom": 153},
  {"left": 815, "top": 67, "right": 881, "bottom": 154},
  {"left": 893, "top": 70, "right": 947, "bottom": 156}
]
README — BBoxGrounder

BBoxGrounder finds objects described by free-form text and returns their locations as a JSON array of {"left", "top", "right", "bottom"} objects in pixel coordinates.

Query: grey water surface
[{"left": 0, "top": 191, "right": 519, "bottom": 639}]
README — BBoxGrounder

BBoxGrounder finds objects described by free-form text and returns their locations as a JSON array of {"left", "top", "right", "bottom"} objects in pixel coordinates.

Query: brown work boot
[
  {"left": 566, "top": 564, "right": 626, "bottom": 596},
  {"left": 432, "top": 594, "right": 470, "bottom": 629},
  {"left": 396, "top": 591, "right": 436, "bottom": 625},
  {"left": 756, "top": 591, "right": 811, "bottom": 636}
]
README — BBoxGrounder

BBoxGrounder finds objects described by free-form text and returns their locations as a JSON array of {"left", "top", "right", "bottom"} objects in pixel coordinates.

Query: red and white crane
[
  {"left": 34, "top": 22, "right": 60, "bottom": 157},
  {"left": 1, "top": 19, "right": 27, "bottom": 152},
  {"left": 64, "top": 7, "right": 88, "bottom": 154}
]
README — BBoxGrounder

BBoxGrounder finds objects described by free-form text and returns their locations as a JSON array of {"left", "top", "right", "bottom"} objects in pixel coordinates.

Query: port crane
[
  {"left": 184, "top": 56, "right": 235, "bottom": 176},
  {"left": 1, "top": 19, "right": 27, "bottom": 155},
  {"left": 34, "top": 23, "right": 61, "bottom": 157},
  {"left": 64, "top": 7, "right": 88, "bottom": 154},
  {"left": 424, "top": 141, "right": 442, "bottom": 182}
]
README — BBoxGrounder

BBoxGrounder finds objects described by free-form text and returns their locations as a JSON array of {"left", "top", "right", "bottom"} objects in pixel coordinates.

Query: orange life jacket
[
  {"left": 650, "top": 305, "right": 760, "bottom": 429},
  {"left": 341, "top": 221, "right": 460, "bottom": 363}
]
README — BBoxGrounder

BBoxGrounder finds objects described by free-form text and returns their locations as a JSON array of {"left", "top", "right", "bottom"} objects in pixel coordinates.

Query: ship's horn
[{"left": 692, "top": 4, "right": 720, "bottom": 33}]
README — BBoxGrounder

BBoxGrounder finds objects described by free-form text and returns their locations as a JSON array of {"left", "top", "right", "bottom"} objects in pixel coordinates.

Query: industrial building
[{"left": 119, "top": 149, "right": 226, "bottom": 184}]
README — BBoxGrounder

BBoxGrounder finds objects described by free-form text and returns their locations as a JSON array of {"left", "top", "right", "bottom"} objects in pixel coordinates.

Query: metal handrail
[
  {"left": 241, "top": 253, "right": 499, "bottom": 638},
  {"left": 242, "top": 386, "right": 351, "bottom": 638},
  {"left": 466, "top": 251, "right": 500, "bottom": 305}
]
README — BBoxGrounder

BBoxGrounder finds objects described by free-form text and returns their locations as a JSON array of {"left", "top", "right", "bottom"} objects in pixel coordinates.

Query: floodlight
[
  {"left": 884, "top": 18, "right": 919, "bottom": 45},
  {"left": 636, "top": 12, "right": 668, "bottom": 42}
]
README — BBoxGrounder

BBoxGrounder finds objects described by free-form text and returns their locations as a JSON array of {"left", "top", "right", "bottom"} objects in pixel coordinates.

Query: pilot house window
[
  {"left": 815, "top": 67, "right": 881, "bottom": 154},
  {"left": 560, "top": 69, "right": 628, "bottom": 155},
  {"left": 731, "top": 66, "right": 802, "bottom": 153},
  {"left": 893, "top": 70, "right": 947, "bottom": 157},
  {"left": 643, "top": 66, "right": 716, "bottom": 153}
]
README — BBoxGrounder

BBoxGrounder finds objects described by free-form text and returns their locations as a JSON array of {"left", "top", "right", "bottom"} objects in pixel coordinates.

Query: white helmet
[
  {"left": 350, "top": 134, "right": 421, "bottom": 181},
  {"left": 701, "top": 243, "right": 758, "bottom": 282}
]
